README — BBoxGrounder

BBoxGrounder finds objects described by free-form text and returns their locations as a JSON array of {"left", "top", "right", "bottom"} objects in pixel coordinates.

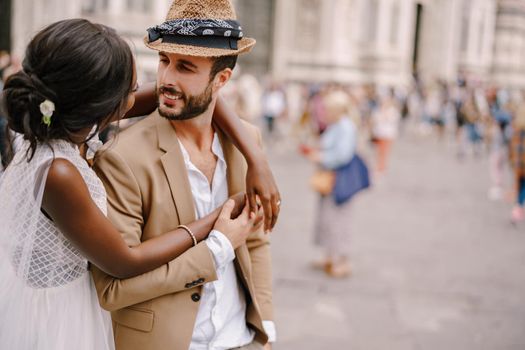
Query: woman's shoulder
[{"left": 44, "top": 157, "right": 96, "bottom": 211}]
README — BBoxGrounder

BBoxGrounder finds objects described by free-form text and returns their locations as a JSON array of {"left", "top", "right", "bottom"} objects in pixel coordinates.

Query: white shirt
[
  {"left": 372, "top": 105, "right": 400, "bottom": 140},
  {"left": 179, "top": 134, "right": 275, "bottom": 350},
  {"left": 262, "top": 89, "right": 286, "bottom": 117}
]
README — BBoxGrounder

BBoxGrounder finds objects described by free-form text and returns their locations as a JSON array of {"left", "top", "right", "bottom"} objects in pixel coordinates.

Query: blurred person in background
[
  {"left": 461, "top": 90, "right": 483, "bottom": 157},
  {"left": 1, "top": 54, "right": 22, "bottom": 82},
  {"left": 509, "top": 94, "right": 525, "bottom": 224},
  {"left": 236, "top": 73, "right": 263, "bottom": 122},
  {"left": 452, "top": 82, "right": 468, "bottom": 158},
  {"left": 306, "top": 84, "right": 328, "bottom": 133},
  {"left": 0, "top": 51, "right": 12, "bottom": 169},
  {"left": 261, "top": 80, "right": 286, "bottom": 139},
  {"left": 0, "top": 51, "right": 10, "bottom": 87},
  {"left": 301, "top": 90, "right": 361, "bottom": 278},
  {"left": 487, "top": 88, "right": 513, "bottom": 200},
  {"left": 425, "top": 81, "right": 446, "bottom": 140},
  {"left": 371, "top": 89, "right": 400, "bottom": 175}
]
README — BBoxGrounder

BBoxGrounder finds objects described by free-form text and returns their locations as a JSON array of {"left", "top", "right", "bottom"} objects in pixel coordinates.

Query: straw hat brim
[{"left": 143, "top": 36, "right": 256, "bottom": 57}]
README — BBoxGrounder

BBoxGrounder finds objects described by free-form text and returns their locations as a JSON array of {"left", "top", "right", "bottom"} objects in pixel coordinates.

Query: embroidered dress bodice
[
  {"left": 1, "top": 140, "right": 107, "bottom": 288},
  {"left": 0, "top": 139, "right": 113, "bottom": 350}
]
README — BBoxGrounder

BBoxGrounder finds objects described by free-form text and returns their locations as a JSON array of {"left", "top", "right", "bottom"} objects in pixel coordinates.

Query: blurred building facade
[
  {"left": 491, "top": 0, "right": 525, "bottom": 87},
  {"left": 9, "top": 0, "right": 169, "bottom": 81},
  {"left": 6, "top": 0, "right": 525, "bottom": 87},
  {"left": 272, "top": 0, "right": 502, "bottom": 86}
]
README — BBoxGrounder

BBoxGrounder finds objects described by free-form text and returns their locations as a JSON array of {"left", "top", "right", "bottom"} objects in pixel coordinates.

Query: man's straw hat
[{"left": 144, "top": 0, "right": 255, "bottom": 57}]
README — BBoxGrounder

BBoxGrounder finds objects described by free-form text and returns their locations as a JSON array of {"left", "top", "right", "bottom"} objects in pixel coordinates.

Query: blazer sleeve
[
  {"left": 246, "top": 127, "right": 274, "bottom": 321},
  {"left": 91, "top": 147, "right": 218, "bottom": 311}
]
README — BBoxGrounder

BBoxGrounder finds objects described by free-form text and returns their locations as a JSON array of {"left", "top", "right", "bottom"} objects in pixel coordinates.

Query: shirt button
[{"left": 191, "top": 292, "right": 201, "bottom": 302}]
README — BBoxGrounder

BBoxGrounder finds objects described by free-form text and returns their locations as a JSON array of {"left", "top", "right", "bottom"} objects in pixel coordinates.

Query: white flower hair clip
[{"left": 39, "top": 100, "right": 55, "bottom": 127}]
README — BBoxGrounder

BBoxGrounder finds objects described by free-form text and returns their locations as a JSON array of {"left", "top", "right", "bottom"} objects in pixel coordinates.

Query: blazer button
[
  {"left": 191, "top": 292, "right": 201, "bottom": 302},
  {"left": 184, "top": 283, "right": 192, "bottom": 289},
  {"left": 197, "top": 278, "right": 205, "bottom": 283}
]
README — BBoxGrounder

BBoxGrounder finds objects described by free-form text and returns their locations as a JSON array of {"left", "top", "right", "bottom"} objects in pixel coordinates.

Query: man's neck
[{"left": 170, "top": 101, "right": 216, "bottom": 152}]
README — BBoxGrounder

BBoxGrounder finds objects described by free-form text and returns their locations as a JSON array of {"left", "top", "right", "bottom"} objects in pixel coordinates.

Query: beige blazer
[{"left": 91, "top": 112, "right": 273, "bottom": 350}]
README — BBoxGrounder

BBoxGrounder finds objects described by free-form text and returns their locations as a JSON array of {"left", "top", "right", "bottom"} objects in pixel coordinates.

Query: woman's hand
[
  {"left": 306, "top": 149, "right": 321, "bottom": 163},
  {"left": 246, "top": 157, "right": 281, "bottom": 233},
  {"left": 229, "top": 192, "right": 247, "bottom": 218},
  {"left": 213, "top": 198, "right": 257, "bottom": 249}
]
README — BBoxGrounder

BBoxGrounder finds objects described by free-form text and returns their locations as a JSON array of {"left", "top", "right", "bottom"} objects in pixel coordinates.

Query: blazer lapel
[{"left": 156, "top": 113, "right": 196, "bottom": 225}]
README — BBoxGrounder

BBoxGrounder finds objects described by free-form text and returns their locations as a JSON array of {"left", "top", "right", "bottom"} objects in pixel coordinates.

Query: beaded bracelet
[{"left": 178, "top": 224, "right": 197, "bottom": 247}]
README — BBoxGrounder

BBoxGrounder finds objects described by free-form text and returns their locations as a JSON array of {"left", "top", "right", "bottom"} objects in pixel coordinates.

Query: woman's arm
[
  {"left": 123, "top": 82, "right": 157, "bottom": 119},
  {"left": 214, "top": 95, "right": 281, "bottom": 232},
  {"left": 41, "top": 159, "right": 249, "bottom": 279}
]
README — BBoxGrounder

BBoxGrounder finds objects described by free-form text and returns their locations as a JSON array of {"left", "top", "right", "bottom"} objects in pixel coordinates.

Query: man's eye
[{"left": 178, "top": 64, "right": 192, "bottom": 72}]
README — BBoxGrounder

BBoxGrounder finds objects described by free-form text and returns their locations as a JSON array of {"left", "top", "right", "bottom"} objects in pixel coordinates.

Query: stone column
[
  {"left": 398, "top": 0, "right": 416, "bottom": 69},
  {"left": 441, "top": 0, "right": 462, "bottom": 82},
  {"left": 11, "top": 0, "right": 84, "bottom": 58},
  {"left": 376, "top": 0, "right": 392, "bottom": 52},
  {"left": 108, "top": 0, "right": 125, "bottom": 16},
  {"left": 481, "top": 0, "right": 496, "bottom": 69},
  {"left": 153, "top": 0, "right": 170, "bottom": 21},
  {"left": 466, "top": 2, "right": 479, "bottom": 65},
  {"left": 271, "top": 0, "right": 289, "bottom": 79}
]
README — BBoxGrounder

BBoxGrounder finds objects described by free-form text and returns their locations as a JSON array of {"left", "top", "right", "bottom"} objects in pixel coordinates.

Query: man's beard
[{"left": 157, "top": 83, "right": 213, "bottom": 121}]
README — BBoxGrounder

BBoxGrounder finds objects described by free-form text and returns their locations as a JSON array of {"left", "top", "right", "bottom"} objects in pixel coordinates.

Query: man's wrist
[
  {"left": 262, "top": 320, "right": 276, "bottom": 343},
  {"left": 205, "top": 229, "right": 235, "bottom": 270}
]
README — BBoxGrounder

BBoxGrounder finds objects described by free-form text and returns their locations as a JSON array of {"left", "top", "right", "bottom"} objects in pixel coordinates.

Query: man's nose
[{"left": 160, "top": 63, "right": 181, "bottom": 86}]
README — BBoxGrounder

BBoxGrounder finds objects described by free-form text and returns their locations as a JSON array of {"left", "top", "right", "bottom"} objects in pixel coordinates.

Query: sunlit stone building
[
  {"left": 271, "top": 0, "right": 501, "bottom": 86},
  {"left": 7, "top": 0, "right": 525, "bottom": 87}
]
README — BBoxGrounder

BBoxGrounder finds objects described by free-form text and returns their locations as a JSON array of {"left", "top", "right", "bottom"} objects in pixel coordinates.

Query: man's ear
[{"left": 212, "top": 68, "right": 233, "bottom": 92}]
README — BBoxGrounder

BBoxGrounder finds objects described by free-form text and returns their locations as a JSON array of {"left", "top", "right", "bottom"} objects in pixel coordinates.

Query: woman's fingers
[
  {"left": 259, "top": 192, "right": 273, "bottom": 233},
  {"left": 247, "top": 190, "right": 258, "bottom": 215},
  {"left": 270, "top": 193, "right": 281, "bottom": 230}
]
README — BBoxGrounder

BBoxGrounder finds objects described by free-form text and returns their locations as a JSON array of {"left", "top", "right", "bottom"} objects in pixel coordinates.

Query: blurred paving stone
[{"left": 266, "top": 133, "right": 525, "bottom": 350}]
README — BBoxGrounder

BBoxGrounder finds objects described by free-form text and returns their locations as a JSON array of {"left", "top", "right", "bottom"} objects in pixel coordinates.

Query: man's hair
[{"left": 209, "top": 55, "right": 237, "bottom": 81}]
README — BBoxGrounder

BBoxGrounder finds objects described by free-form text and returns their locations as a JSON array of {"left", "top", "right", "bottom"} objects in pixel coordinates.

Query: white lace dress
[{"left": 0, "top": 140, "right": 114, "bottom": 350}]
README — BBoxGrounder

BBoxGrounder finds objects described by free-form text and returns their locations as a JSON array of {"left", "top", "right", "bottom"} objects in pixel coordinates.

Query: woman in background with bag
[
  {"left": 301, "top": 90, "right": 368, "bottom": 278},
  {"left": 509, "top": 96, "right": 525, "bottom": 224}
]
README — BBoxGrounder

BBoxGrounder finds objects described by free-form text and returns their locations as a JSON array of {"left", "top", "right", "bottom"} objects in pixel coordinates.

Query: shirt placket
[{"left": 208, "top": 155, "right": 226, "bottom": 350}]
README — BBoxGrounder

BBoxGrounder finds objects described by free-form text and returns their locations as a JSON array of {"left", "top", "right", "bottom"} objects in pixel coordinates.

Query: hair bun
[
  {"left": 26, "top": 71, "right": 57, "bottom": 102},
  {"left": 2, "top": 71, "right": 50, "bottom": 135}
]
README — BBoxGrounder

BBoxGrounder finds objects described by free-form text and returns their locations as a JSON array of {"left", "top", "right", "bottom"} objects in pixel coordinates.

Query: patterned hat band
[{"left": 147, "top": 19, "right": 244, "bottom": 50}]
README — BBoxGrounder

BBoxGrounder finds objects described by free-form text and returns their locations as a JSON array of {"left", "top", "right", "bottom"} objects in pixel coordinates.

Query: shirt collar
[{"left": 178, "top": 132, "right": 225, "bottom": 166}]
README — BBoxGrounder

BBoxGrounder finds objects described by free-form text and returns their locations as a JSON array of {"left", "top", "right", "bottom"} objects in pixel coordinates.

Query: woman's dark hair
[{"left": 1, "top": 19, "right": 134, "bottom": 162}]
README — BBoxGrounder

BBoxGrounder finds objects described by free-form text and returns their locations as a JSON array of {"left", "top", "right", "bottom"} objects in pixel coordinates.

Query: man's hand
[{"left": 246, "top": 157, "right": 281, "bottom": 233}]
